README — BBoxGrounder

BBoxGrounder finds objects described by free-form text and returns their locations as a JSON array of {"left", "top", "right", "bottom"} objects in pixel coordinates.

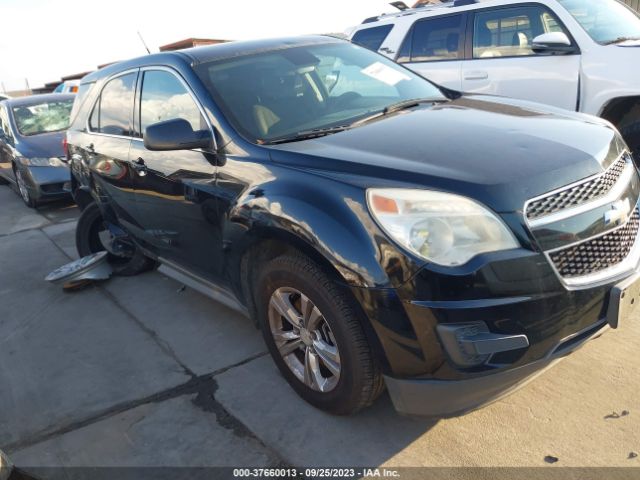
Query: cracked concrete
[{"left": 1, "top": 184, "right": 639, "bottom": 474}]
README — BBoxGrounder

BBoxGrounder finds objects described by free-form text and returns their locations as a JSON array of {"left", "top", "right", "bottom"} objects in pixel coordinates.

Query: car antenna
[{"left": 137, "top": 31, "right": 152, "bottom": 54}]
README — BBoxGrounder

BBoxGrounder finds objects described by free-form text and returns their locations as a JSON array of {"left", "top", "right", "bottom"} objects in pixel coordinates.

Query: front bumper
[
  {"left": 22, "top": 165, "right": 71, "bottom": 201},
  {"left": 385, "top": 319, "right": 608, "bottom": 417}
]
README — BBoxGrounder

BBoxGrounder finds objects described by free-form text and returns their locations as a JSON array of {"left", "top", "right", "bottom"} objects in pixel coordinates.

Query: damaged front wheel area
[{"left": 75, "top": 202, "right": 156, "bottom": 277}]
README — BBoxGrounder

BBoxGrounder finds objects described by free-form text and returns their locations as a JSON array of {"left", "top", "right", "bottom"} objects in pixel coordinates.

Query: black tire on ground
[
  {"left": 256, "top": 253, "right": 384, "bottom": 415},
  {"left": 620, "top": 121, "right": 640, "bottom": 167},
  {"left": 75, "top": 202, "right": 156, "bottom": 276}
]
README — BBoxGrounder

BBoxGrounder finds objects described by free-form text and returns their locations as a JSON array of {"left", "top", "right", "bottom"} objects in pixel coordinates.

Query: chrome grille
[
  {"left": 549, "top": 209, "right": 640, "bottom": 278},
  {"left": 526, "top": 155, "right": 629, "bottom": 221}
]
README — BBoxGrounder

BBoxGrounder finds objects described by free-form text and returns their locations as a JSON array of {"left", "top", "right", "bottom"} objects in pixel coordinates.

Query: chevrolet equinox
[{"left": 67, "top": 36, "right": 639, "bottom": 416}]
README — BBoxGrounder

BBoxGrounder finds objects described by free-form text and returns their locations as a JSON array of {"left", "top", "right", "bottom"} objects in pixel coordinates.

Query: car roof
[
  {"left": 5, "top": 93, "right": 75, "bottom": 108},
  {"left": 81, "top": 35, "right": 345, "bottom": 84}
]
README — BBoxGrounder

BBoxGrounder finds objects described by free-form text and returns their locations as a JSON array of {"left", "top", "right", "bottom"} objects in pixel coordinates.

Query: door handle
[
  {"left": 131, "top": 157, "right": 148, "bottom": 177},
  {"left": 85, "top": 143, "right": 95, "bottom": 153},
  {"left": 464, "top": 71, "right": 489, "bottom": 81}
]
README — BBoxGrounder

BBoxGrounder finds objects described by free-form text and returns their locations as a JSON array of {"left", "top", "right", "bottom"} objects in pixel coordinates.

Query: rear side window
[
  {"left": 399, "top": 15, "right": 464, "bottom": 63},
  {"left": 139, "top": 70, "right": 204, "bottom": 137},
  {"left": 89, "top": 73, "right": 137, "bottom": 136},
  {"left": 352, "top": 25, "right": 394, "bottom": 51},
  {"left": 69, "top": 82, "right": 95, "bottom": 125},
  {"left": 473, "top": 6, "right": 568, "bottom": 59}
]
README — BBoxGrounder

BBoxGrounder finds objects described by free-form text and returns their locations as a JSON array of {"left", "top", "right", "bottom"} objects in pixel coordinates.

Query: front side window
[
  {"left": 352, "top": 25, "right": 394, "bottom": 51},
  {"left": 11, "top": 99, "right": 73, "bottom": 136},
  {"left": 194, "top": 42, "right": 446, "bottom": 143},
  {"left": 90, "top": 73, "right": 136, "bottom": 136},
  {"left": 0, "top": 105, "right": 15, "bottom": 145},
  {"left": 473, "top": 6, "right": 568, "bottom": 58},
  {"left": 400, "top": 15, "right": 464, "bottom": 63},
  {"left": 139, "top": 70, "right": 204, "bottom": 136},
  {"left": 557, "top": 0, "right": 640, "bottom": 45}
]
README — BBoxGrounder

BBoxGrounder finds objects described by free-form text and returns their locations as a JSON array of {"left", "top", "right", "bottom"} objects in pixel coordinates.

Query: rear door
[
  {"left": 81, "top": 71, "right": 139, "bottom": 227},
  {"left": 127, "top": 68, "right": 220, "bottom": 279},
  {"left": 461, "top": 5, "right": 580, "bottom": 110},
  {"left": 397, "top": 13, "right": 467, "bottom": 90}
]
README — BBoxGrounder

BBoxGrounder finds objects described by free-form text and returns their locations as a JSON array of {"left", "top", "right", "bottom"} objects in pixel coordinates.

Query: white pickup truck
[{"left": 348, "top": 0, "right": 640, "bottom": 161}]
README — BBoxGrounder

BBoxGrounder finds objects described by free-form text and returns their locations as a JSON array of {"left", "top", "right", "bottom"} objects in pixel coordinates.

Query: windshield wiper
[
  {"left": 603, "top": 36, "right": 640, "bottom": 45},
  {"left": 350, "top": 98, "right": 447, "bottom": 128},
  {"left": 263, "top": 98, "right": 446, "bottom": 145},
  {"left": 264, "top": 125, "right": 351, "bottom": 145}
]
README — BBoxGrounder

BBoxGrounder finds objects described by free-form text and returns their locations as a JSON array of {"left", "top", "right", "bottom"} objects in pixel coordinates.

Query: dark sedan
[{"left": 0, "top": 94, "right": 74, "bottom": 207}]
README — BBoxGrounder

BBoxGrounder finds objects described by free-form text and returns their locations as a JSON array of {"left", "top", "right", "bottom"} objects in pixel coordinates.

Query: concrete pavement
[{"left": 0, "top": 184, "right": 638, "bottom": 476}]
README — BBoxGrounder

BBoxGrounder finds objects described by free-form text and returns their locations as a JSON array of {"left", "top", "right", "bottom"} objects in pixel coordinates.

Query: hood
[
  {"left": 15, "top": 131, "right": 65, "bottom": 159},
  {"left": 267, "top": 95, "right": 622, "bottom": 213}
]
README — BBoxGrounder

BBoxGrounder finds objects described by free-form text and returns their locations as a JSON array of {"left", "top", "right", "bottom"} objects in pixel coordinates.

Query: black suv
[{"left": 67, "top": 36, "right": 638, "bottom": 417}]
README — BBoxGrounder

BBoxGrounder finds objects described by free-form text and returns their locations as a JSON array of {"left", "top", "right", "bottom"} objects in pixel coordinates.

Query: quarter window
[
  {"left": 473, "top": 6, "right": 568, "bottom": 59},
  {"left": 400, "top": 15, "right": 464, "bottom": 63},
  {"left": 90, "top": 73, "right": 137, "bottom": 136},
  {"left": 139, "top": 70, "right": 204, "bottom": 137},
  {"left": 352, "top": 25, "right": 394, "bottom": 51}
]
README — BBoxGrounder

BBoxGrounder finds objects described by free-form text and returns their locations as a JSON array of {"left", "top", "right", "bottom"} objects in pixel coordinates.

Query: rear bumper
[{"left": 384, "top": 320, "right": 609, "bottom": 417}]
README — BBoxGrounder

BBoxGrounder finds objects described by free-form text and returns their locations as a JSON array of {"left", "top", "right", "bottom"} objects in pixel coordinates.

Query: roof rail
[{"left": 360, "top": 0, "right": 478, "bottom": 25}]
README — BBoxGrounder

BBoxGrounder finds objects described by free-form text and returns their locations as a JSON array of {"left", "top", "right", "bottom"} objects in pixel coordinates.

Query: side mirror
[
  {"left": 144, "top": 118, "right": 213, "bottom": 152},
  {"left": 532, "top": 32, "right": 576, "bottom": 55}
]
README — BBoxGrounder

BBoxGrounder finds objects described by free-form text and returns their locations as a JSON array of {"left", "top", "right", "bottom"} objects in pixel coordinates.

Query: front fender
[{"left": 223, "top": 175, "right": 416, "bottom": 290}]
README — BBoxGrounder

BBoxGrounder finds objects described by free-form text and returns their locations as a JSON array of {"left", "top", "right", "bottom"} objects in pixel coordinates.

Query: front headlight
[
  {"left": 367, "top": 189, "right": 519, "bottom": 266},
  {"left": 17, "top": 156, "right": 65, "bottom": 167}
]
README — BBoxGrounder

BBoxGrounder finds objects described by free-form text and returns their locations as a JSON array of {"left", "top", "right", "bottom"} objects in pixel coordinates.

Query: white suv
[{"left": 348, "top": 0, "right": 640, "bottom": 161}]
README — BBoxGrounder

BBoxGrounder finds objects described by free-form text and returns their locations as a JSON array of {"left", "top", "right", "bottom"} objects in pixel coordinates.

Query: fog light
[{"left": 437, "top": 322, "right": 529, "bottom": 368}]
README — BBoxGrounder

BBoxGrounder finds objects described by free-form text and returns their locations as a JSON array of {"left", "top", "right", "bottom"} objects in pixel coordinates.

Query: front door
[
  {"left": 128, "top": 68, "right": 221, "bottom": 280},
  {"left": 461, "top": 5, "right": 581, "bottom": 111}
]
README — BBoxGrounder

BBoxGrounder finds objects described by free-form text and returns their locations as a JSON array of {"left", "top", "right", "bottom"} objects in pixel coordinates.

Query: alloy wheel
[
  {"left": 268, "top": 287, "right": 341, "bottom": 392},
  {"left": 15, "top": 169, "right": 30, "bottom": 204}
]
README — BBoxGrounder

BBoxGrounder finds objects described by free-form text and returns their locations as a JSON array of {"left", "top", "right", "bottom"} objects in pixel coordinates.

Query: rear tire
[
  {"left": 76, "top": 202, "right": 156, "bottom": 276},
  {"left": 256, "top": 253, "right": 384, "bottom": 415},
  {"left": 620, "top": 121, "right": 640, "bottom": 167}
]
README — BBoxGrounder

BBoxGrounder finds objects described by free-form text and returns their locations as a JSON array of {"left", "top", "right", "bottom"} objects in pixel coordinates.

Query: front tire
[
  {"left": 256, "top": 253, "right": 384, "bottom": 415},
  {"left": 76, "top": 202, "right": 156, "bottom": 276},
  {"left": 14, "top": 165, "right": 36, "bottom": 208}
]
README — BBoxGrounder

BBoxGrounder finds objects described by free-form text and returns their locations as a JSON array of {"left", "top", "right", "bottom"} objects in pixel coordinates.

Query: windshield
[
  {"left": 12, "top": 99, "right": 73, "bottom": 136},
  {"left": 195, "top": 42, "right": 446, "bottom": 143},
  {"left": 558, "top": 0, "right": 640, "bottom": 44}
]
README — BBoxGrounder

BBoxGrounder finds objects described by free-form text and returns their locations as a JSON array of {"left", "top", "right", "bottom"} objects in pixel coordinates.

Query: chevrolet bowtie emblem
[{"left": 604, "top": 198, "right": 632, "bottom": 227}]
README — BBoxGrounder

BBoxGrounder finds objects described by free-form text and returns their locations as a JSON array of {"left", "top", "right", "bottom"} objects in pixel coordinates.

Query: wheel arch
[
  {"left": 600, "top": 96, "right": 640, "bottom": 130},
  {"left": 237, "top": 227, "right": 390, "bottom": 372}
]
